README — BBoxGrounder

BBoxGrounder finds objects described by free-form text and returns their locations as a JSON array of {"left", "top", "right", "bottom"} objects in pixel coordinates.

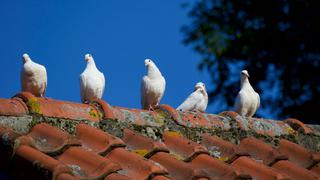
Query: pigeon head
[
  {"left": 22, "top": 53, "right": 30, "bottom": 63},
  {"left": 195, "top": 82, "right": 206, "bottom": 91},
  {"left": 241, "top": 70, "right": 250, "bottom": 78},
  {"left": 144, "top": 59, "right": 154, "bottom": 67},
  {"left": 85, "top": 54, "right": 93, "bottom": 61}
]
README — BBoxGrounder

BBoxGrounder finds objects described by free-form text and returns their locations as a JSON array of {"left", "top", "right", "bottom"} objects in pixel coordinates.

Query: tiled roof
[{"left": 0, "top": 92, "right": 319, "bottom": 179}]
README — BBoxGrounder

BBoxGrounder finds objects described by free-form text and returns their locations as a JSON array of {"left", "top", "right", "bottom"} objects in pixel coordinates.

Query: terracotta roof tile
[
  {"left": 231, "top": 156, "right": 290, "bottom": 179},
  {"left": 311, "top": 163, "right": 320, "bottom": 175},
  {"left": 220, "top": 111, "right": 293, "bottom": 136},
  {"left": 122, "top": 128, "right": 169, "bottom": 158},
  {"left": 58, "top": 146, "right": 120, "bottom": 179},
  {"left": 278, "top": 139, "right": 319, "bottom": 168},
  {"left": 104, "top": 173, "right": 134, "bottom": 180},
  {"left": 0, "top": 126, "right": 21, "bottom": 168},
  {"left": 22, "top": 123, "right": 80, "bottom": 155},
  {"left": 238, "top": 137, "right": 287, "bottom": 165},
  {"left": 201, "top": 134, "right": 245, "bottom": 162},
  {"left": 111, "top": 107, "right": 165, "bottom": 126},
  {"left": 12, "top": 145, "right": 72, "bottom": 180},
  {"left": 150, "top": 152, "right": 209, "bottom": 180},
  {"left": 163, "top": 131, "right": 209, "bottom": 161},
  {"left": 284, "top": 118, "right": 312, "bottom": 134},
  {"left": 15, "top": 145, "right": 60, "bottom": 171},
  {"left": 105, "top": 147, "right": 168, "bottom": 179},
  {"left": 152, "top": 175, "right": 172, "bottom": 180},
  {"left": 272, "top": 160, "right": 319, "bottom": 180},
  {"left": 313, "top": 152, "right": 320, "bottom": 162},
  {"left": 56, "top": 173, "right": 79, "bottom": 180},
  {"left": 190, "top": 154, "right": 250, "bottom": 179},
  {"left": 0, "top": 98, "right": 28, "bottom": 116},
  {"left": 159, "top": 104, "right": 230, "bottom": 129},
  {"left": 76, "top": 123, "right": 125, "bottom": 155},
  {"left": 90, "top": 99, "right": 115, "bottom": 120},
  {"left": 14, "top": 92, "right": 101, "bottom": 121},
  {"left": 0, "top": 94, "right": 318, "bottom": 179}
]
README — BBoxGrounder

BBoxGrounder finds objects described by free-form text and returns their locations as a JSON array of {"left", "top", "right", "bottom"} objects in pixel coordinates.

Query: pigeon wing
[
  {"left": 40, "top": 65, "right": 48, "bottom": 96},
  {"left": 255, "top": 92, "right": 260, "bottom": 112},
  {"left": 235, "top": 91, "right": 246, "bottom": 115},
  {"left": 80, "top": 73, "right": 87, "bottom": 103},
  {"left": 141, "top": 76, "right": 149, "bottom": 109},
  {"left": 177, "top": 91, "right": 201, "bottom": 112},
  {"left": 95, "top": 72, "right": 105, "bottom": 99}
]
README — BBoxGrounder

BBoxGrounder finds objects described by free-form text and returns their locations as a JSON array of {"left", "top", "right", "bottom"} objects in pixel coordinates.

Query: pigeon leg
[{"left": 149, "top": 105, "right": 155, "bottom": 111}]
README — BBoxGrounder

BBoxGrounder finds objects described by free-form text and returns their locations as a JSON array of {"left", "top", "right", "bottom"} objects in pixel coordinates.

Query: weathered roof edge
[{"left": 0, "top": 91, "right": 318, "bottom": 152}]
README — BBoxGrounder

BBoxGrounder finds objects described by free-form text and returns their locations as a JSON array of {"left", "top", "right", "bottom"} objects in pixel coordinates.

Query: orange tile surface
[{"left": 0, "top": 94, "right": 318, "bottom": 179}]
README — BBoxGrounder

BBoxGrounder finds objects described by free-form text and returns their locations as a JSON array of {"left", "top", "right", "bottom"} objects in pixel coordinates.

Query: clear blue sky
[{"left": 0, "top": 1, "right": 225, "bottom": 112}]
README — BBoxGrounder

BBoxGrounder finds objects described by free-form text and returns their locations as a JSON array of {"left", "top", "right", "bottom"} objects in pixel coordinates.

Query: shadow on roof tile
[
  {"left": 311, "top": 163, "right": 320, "bottom": 176},
  {"left": 12, "top": 145, "right": 72, "bottom": 180}
]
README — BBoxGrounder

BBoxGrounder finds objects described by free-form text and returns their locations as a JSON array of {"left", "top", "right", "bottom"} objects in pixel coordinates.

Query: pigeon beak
[
  {"left": 241, "top": 70, "right": 250, "bottom": 78},
  {"left": 22, "top": 54, "right": 29, "bottom": 63}
]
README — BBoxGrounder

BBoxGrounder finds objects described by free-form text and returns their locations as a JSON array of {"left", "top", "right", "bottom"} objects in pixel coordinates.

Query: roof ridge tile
[{"left": 284, "top": 118, "right": 313, "bottom": 134}]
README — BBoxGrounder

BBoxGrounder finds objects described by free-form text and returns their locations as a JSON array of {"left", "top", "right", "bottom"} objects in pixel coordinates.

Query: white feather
[
  {"left": 177, "top": 82, "right": 208, "bottom": 112},
  {"left": 235, "top": 70, "right": 260, "bottom": 117},
  {"left": 80, "top": 54, "right": 105, "bottom": 103},
  {"left": 21, "top": 54, "right": 47, "bottom": 97},
  {"left": 141, "top": 59, "right": 166, "bottom": 110}
]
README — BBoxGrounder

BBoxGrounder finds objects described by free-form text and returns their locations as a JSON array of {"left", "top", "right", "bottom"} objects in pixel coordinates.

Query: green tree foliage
[{"left": 183, "top": 0, "right": 320, "bottom": 123}]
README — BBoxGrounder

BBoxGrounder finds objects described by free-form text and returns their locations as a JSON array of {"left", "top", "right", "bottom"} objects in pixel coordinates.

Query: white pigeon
[
  {"left": 80, "top": 54, "right": 105, "bottom": 103},
  {"left": 21, "top": 53, "right": 47, "bottom": 97},
  {"left": 141, "top": 59, "right": 166, "bottom": 110},
  {"left": 235, "top": 70, "right": 260, "bottom": 117},
  {"left": 177, "top": 82, "right": 208, "bottom": 112}
]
